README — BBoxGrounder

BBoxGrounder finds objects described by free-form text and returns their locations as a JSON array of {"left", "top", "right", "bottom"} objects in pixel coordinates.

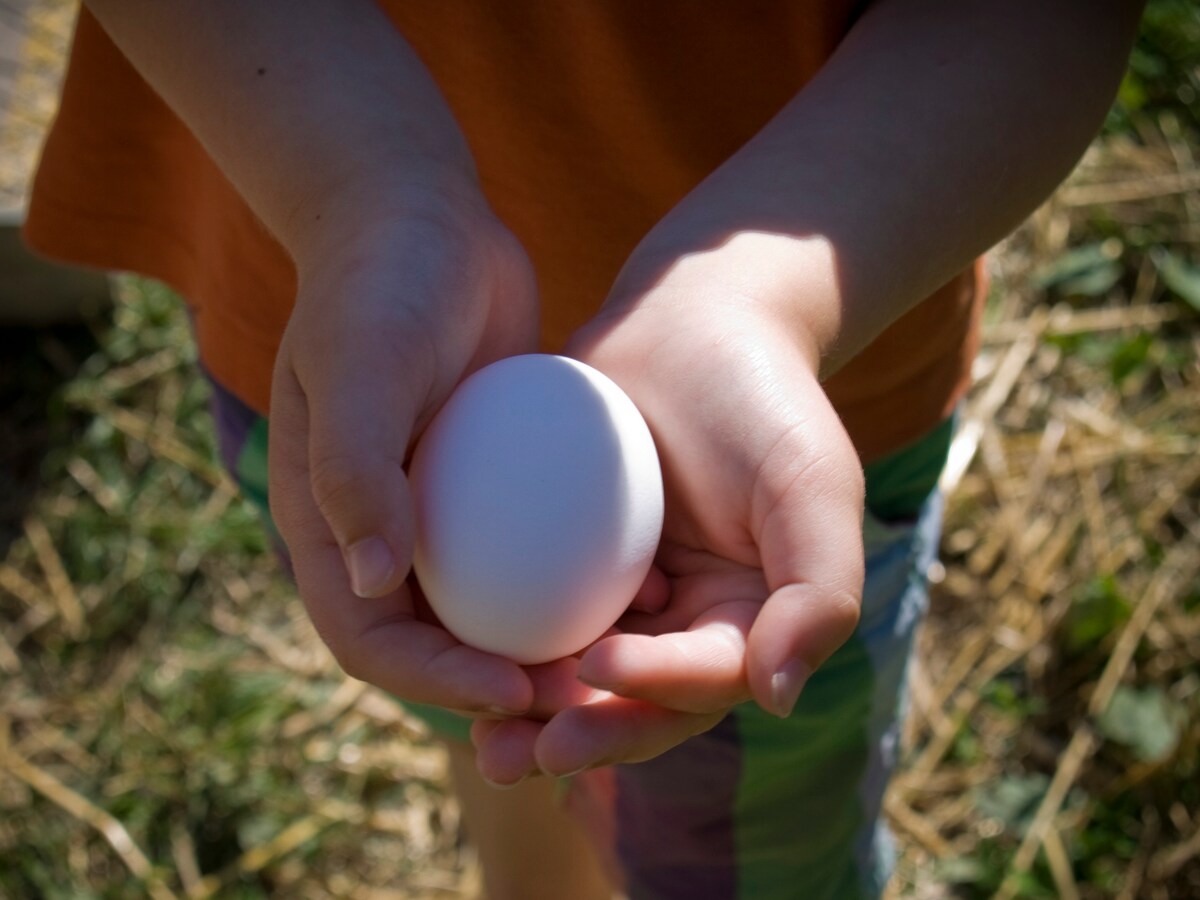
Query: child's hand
[
  {"left": 267, "top": 196, "right": 542, "bottom": 716},
  {"left": 470, "top": 257, "right": 868, "bottom": 783},
  {"left": 80, "top": 2, "right": 572, "bottom": 717}
]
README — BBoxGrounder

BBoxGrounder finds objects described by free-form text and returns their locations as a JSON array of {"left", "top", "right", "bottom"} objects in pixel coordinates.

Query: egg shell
[{"left": 409, "top": 354, "right": 664, "bottom": 664}]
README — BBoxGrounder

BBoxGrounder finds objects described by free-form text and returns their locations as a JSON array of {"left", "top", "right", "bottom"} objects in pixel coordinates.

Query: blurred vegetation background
[{"left": 1, "top": 2, "right": 1198, "bottom": 898}]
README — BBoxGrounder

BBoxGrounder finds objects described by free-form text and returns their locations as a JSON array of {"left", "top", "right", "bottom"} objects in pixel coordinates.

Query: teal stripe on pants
[{"left": 728, "top": 497, "right": 941, "bottom": 899}]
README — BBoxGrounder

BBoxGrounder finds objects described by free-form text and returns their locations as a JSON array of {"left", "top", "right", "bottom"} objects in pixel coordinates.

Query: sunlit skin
[
  {"left": 85, "top": 0, "right": 1145, "bottom": 894},
  {"left": 472, "top": 289, "right": 866, "bottom": 782}
]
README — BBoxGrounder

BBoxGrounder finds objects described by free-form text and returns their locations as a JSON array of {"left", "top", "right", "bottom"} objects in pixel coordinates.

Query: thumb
[
  {"left": 299, "top": 332, "right": 435, "bottom": 599},
  {"left": 745, "top": 436, "right": 866, "bottom": 718}
]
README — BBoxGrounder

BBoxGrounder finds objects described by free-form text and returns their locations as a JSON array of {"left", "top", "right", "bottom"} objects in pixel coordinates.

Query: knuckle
[
  {"left": 337, "top": 658, "right": 366, "bottom": 684},
  {"left": 305, "top": 614, "right": 347, "bottom": 667},
  {"left": 327, "top": 637, "right": 365, "bottom": 681},
  {"left": 268, "top": 481, "right": 319, "bottom": 542},
  {"left": 303, "top": 602, "right": 368, "bottom": 682},
  {"left": 308, "top": 451, "right": 368, "bottom": 519},
  {"left": 826, "top": 588, "right": 863, "bottom": 641},
  {"left": 807, "top": 451, "right": 864, "bottom": 510}
]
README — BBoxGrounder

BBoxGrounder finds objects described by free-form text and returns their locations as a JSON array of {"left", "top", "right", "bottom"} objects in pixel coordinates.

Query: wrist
[
  {"left": 602, "top": 230, "right": 842, "bottom": 378},
  {"left": 284, "top": 162, "right": 490, "bottom": 275}
]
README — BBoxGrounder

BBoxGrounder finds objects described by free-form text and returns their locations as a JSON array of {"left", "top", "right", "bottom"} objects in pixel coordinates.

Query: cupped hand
[
  {"left": 473, "top": 259, "right": 867, "bottom": 783},
  {"left": 268, "top": 191, "right": 541, "bottom": 715}
]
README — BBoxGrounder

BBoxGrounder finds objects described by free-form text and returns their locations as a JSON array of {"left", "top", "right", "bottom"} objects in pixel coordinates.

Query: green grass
[{"left": 1, "top": 279, "right": 468, "bottom": 898}]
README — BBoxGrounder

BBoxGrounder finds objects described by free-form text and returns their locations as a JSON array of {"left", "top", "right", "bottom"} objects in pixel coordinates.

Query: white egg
[{"left": 409, "top": 354, "right": 664, "bottom": 664}]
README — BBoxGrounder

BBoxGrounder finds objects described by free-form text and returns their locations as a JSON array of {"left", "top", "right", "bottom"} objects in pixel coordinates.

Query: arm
[
  {"left": 84, "top": 0, "right": 476, "bottom": 260},
  {"left": 611, "top": 0, "right": 1146, "bottom": 373},
  {"left": 474, "top": 0, "right": 1145, "bottom": 781},
  {"left": 84, "top": 1, "right": 541, "bottom": 715}
]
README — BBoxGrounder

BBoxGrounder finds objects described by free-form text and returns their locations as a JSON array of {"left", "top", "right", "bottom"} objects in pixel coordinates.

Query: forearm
[
  {"left": 84, "top": 0, "right": 478, "bottom": 264},
  {"left": 615, "top": 0, "right": 1144, "bottom": 374}
]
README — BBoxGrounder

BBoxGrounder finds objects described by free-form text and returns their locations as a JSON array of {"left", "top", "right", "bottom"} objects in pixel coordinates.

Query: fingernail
[
  {"left": 345, "top": 536, "right": 395, "bottom": 598},
  {"left": 483, "top": 775, "right": 526, "bottom": 791},
  {"left": 770, "top": 659, "right": 811, "bottom": 718},
  {"left": 576, "top": 672, "right": 621, "bottom": 693},
  {"left": 485, "top": 704, "right": 524, "bottom": 717}
]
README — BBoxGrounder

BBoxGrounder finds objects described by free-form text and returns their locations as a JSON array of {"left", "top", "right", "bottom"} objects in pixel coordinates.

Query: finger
[
  {"left": 748, "top": 582, "right": 862, "bottom": 717},
  {"left": 533, "top": 696, "right": 724, "bottom": 776},
  {"left": 469, "top": 717, "right": 502, "bottom": 748},
  {"left": 290, "top": 306, "right": 436, "bottom": 599},
  {"left": 269, "top": 360, "right": 532, "bottom": 714},
  {"left": 473, "top": 717, "right": 545, "bottom": 787},
  {"left": 627, "top": 563, "right": 670, "bottom": 614},
  {"left": 616, "top": 567, "right": 767, "bottom": 636},
  {"left": 524, "top": 657, "right": 608, "bottom": 720},
  {"left": 746, "top": 424, "right": 866, "bottom": 718},
  {"left": 577, "top": 599, "right": 759, "bottom": 713}
]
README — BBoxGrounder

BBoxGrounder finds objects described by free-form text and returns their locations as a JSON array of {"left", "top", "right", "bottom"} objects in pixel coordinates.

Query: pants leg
[{"left": 605, "top": 499, "right": 942, "bottom": 900}]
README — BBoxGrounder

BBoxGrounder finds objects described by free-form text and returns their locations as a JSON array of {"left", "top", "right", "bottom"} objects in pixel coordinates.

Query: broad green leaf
[
  {"left": 1065, "top": 575, "right": 1131, "bottom": 653},
  {"left": 1059, "top": 263, "right": 1123, "bottom": 298},
  {"left": 1109, "top": 332, "right": 1155, "bottom": 385},
  {"left": 983, "top": 678, "right": 1046, "bottom": 718},
  {"left": 933, "top": 856, "right": 988, "bottom": 885},
  {"left": 1116, "top": 70, "right": 1149, "bottom": 113},
  {"left": 1032, "top": 240, "right": 1123, "bottom": 293},
  {"left": 974, "top": 772, "right": 1050, "bottom": 834},
  {"left": 1152, "top": 247, "right": 1200, "bottom": 311},
  {"left": 1097, "top": 684, "right": 1186, "bottom": 762}
]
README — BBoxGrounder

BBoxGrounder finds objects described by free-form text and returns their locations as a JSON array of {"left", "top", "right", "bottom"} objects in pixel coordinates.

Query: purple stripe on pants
[
  {"left": 615, "top": 712, "right": 741, "bottom": 900},
  {"left": 203, "top": 367, "right": 259, "bottom": 479}
]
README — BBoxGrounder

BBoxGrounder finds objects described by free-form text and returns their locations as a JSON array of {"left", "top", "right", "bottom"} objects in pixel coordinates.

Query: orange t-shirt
[{"left": 25, "top": 3, "right": 981, "bottom": 464}]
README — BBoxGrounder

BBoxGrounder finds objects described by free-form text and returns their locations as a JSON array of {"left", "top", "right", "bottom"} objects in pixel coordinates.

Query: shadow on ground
[{"left": 0, "top": 320, "right": 102, "bottom": 556}]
